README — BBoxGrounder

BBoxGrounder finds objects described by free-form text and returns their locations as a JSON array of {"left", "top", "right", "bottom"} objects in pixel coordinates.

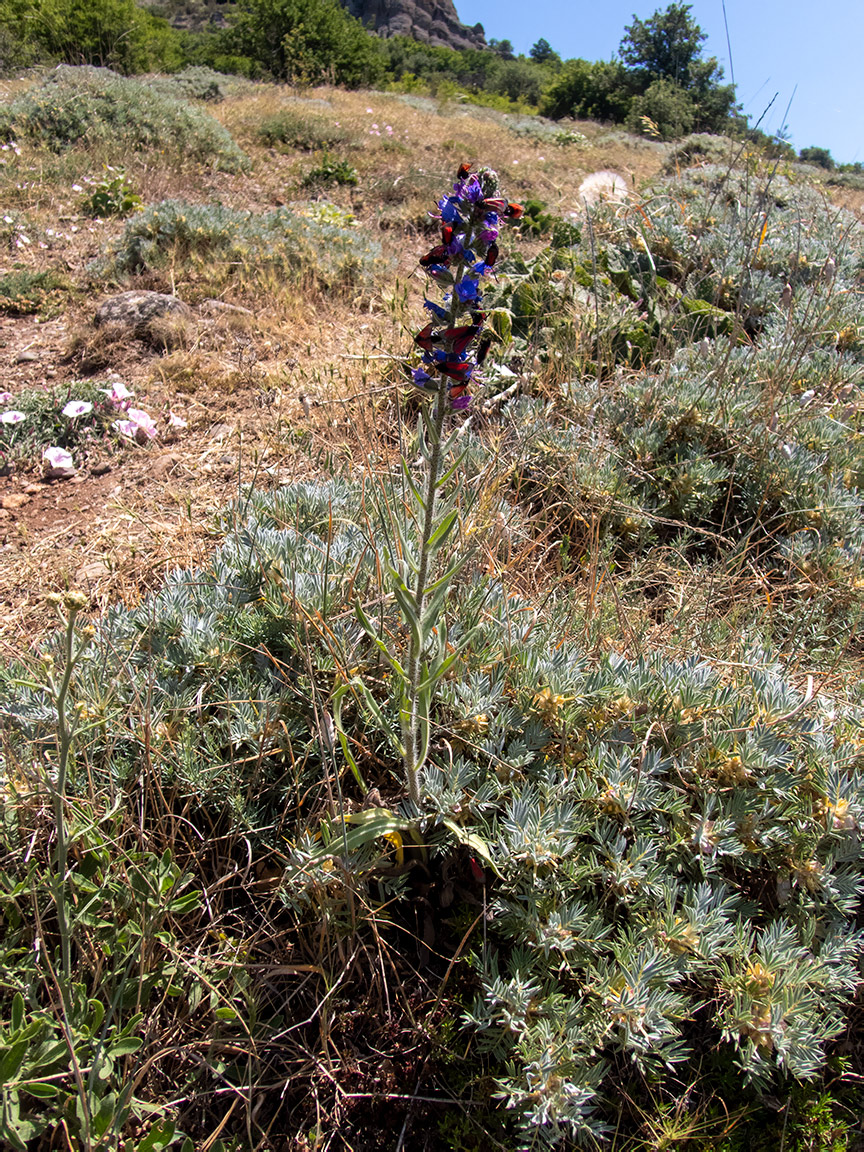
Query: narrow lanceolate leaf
[
  {"left": 332, "top": 684, "right": 368, "bottom": 792},
  {"left": 354, "top": 600, "right": 406, "bottom": 677},
  {"left": 425, "top": 509, "right": 459, "bottom": 555},
  {"left": 441, "top": 818, "right": 503, "bottom": 878}
]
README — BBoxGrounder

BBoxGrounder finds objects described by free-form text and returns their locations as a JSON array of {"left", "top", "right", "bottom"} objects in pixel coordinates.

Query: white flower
[
  {"left": 168, "top": 412, "right": 188, "bottom": 428},
  {"left": 62, "top": 400, "right": 93, "bottom": 418},
  {"left": 112, "top": 419, "right": 137, "bottom": 440},
  {"left": 0, "top": 409, "right": 26, "bottom": 424},
  {"left": 43, "top": 446, "right": 75, "bottom": 476},
  {"left": 71, "top": 183, "right": 83, "bottom": 192},
  {"left": 2, "top": 215, "right": 12, "bottom": 224},
  {"left": 0, "top": 391, "right": 13, "bottom": 404}
]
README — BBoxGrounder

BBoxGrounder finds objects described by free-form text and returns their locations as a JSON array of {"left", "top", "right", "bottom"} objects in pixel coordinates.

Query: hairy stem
[{"left": 402, "top": 254, "right": 470, "bottom": 806}]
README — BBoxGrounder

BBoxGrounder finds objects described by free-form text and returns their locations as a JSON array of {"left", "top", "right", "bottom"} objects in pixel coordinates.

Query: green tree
[
  {"left": 619, "top": 1, "right": 706, "bottom": 84},
  {"left": 488, "top": 37, "right": 515, "bottom": 60},
  {"left": 227, "top": 0, "right": 384, "bottom": 86},
  {"left": 529, "top": 37, "right": 559, "bottom": 65},
  {"left": 618, "top": 3, "right": 735, "bottom": 133}
]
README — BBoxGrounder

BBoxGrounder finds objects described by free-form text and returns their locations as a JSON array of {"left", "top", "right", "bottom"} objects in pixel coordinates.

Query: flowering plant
[{"left": 339, "top": 165, "right": 521, "bottom": 807}]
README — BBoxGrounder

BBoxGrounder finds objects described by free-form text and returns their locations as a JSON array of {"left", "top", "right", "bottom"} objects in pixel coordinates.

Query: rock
[
  {"left": 341, "top": 0, "right": 485, "bottom": 49},
  {"left": 0, "top": 492, "right": 30, "bottom": 509},
  {"left": 151, "top": 453, "right": 180, "bottom": 477},
  {"left": 15, "top": 349, "right": 38, "bottom": 363},
  {"left": 94, "top": 291, "right": 193, "bottom": 332},
  {"left": 199, "top": 299, "right": 254, "bottom": 318},
  {"left": 90, "top": 462, "right": 112, "bottom": 476}
]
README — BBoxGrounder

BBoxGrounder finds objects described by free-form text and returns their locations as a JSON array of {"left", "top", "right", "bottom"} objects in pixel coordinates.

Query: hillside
[
  {"left": 141, "top": 0, "right": 487, "bottom": 48},
  {"left": 0, "top": 65, "right": 863, "bottom": 1151}
]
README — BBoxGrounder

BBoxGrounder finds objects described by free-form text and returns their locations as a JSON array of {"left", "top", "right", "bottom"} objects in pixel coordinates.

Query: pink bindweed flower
[
  {"left": 102, "top": 381, "right": 133, "bottom": 408},
  {"left": 62, "top": 400, "right": 93, "bottom": 418},
  {"left": 43, "top": 446, "right": 75, "bottom": 477},
  {"left": 114, "top": 407, "right": 158, "bottom": 443},
  {"left": 0, "top": 410, "right": 26, "bottom": 424},
  {"left": 0, "top": 391, "right": 13, "bottom": 404},
  {"left": 168, "top": 412, "right": 188, "bottom": 429}
]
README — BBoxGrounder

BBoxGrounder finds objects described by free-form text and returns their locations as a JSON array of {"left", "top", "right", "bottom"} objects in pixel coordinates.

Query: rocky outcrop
[{"left": 341, "top": 0, "right": 486, "bottom": 51}]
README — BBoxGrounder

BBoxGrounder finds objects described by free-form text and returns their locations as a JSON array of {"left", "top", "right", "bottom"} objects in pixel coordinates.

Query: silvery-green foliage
[{"left": 102, "top": 198, "right": 384, "bottom": 287}]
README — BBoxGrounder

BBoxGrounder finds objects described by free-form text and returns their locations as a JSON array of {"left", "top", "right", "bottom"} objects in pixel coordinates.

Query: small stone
[
  {"left": 15, "top": 350, "right": 38, "bottom": 364},
  {"left": 151, "top": 453, "right": 179, "bottom": 477},
  {"left": 90, "top": 462, "right": 112, "bottom": 476},
  {"left": 23, "top": 483, "right": 44, "bottom": 495},
  {"left": 207, "top": 422, "right": 235, "bottom": 441},
  {"left": 1, "top": 493, "right": 30, "bottom": 509}
]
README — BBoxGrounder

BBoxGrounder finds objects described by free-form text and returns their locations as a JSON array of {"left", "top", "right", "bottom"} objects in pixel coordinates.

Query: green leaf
[
  {"left": 0, "top": 1039, "right": 28, "bottom": 1084},
  {"left": 214, "top": 1006, "right": 239, "bottom": 1021},
  {"left": 332, "top": 684, "right": 368, "bottom": 792},
  {"left": 425, "top": 509, "right": 459, "bottom": 555},
  {"left": 10, "top": 994, "right": 23, "bottom": 1034},
  {"left": 109, "top": 1036, "right": 143, "bottom": 1057},
  {"left": 20, "top": 1082, "right": 61, "bottom": 1098},
  {"left": 135, "top": 1120, "right": 176, "bottom": 1152},
  {"left": 441, "top": 818, "right": 503, "bottom": 878},
  {"left": 488, "top": 307, "right": 513, "bottom": 345}
]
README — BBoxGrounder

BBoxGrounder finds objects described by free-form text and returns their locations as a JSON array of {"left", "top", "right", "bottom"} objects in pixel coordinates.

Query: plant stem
[
  {"left": 48, "top": 606, "right": 80, "bottom": 987},
  {"left": 402, "top": 258, "right": 468, "bottom": 806}
]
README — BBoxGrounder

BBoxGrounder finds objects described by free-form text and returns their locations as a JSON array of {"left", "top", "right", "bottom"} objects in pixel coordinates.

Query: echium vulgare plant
[{"left": 344, "top": 164, "right": 522, "bottom": 807}]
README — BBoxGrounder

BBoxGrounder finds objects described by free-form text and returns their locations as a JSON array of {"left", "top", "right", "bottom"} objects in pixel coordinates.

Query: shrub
[
  {"left": 626, "top": 76, "right": 696, "bottom": 139},
  {"left": 541, "top": 58, "right": 635, "bottom": 122},
  {"left": 257, "top": 108, "right": 351, "bottom": 151},
  {"left": 0, "top": 0, "right": 182, "bottom": 73},
  {"left": 5, "top": 66, "right": 248, "bottom": 171},
  {"left": 799, "top": 146, "right": 835, "bottom": 170},
  {"left": 102, "top": 198, "right": 382, "bottom": 290},
  {"left": 150, "top": 65, "right": 240, "bottom": 102},
  {"left": 2, "top": 476, "right": 861, "bottom": 1148}
]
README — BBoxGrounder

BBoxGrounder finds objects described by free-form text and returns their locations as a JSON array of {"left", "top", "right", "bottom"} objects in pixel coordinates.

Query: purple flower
[
  {"left": 455, "top": 278, "right": 481, "bottom": 303},
  {"left": 411, "top": 367, "right": 433, "bottom": 387},
  {"left": 473, "top": 261, "right": 491, "bottom": 276},
  {"left": 450, "top": 392, "right": 471, "bottom": 411},
  {"left": 478, "top": 228, "right": 499, "bottom": 246},
  {"left": 463, "top": 176, "right": 485, "bottom": 204}
]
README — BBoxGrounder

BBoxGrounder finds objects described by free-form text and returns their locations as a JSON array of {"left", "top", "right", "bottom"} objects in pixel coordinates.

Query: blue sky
[{"left": 454, "top": 0, "right": 864, "bottom": 164}]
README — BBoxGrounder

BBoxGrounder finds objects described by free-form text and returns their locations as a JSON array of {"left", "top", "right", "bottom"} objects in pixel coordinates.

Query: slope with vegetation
[{"left": 0, "top": 29, "right": 862, "bottom": 1152}]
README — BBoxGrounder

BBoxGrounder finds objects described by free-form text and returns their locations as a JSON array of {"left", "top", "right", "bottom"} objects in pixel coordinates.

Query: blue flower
[
  {"left": 455, "top": 278, "right": 481, "bottom": 303},
  {"left": 423, "top": 298, "right": 449, "bottom": 320},
  {"left": 438, "top": 197, "right": 464, "bottom": 225},
  {"left": 411, "top": 367, "right": 433, "bottom": 387}
]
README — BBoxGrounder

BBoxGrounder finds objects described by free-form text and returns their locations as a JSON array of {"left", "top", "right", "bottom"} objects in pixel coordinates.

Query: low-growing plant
[
  {"left": 258, "top": 108, "right": 352, "bottom": 151},
  {"left": 300, "top": 152, "right": 359, "bottom": 189},
  {"left": 0, "top": 268, "right": 69, "bottom": 315},
  {"left": 4, "top": 65, "right": 248, "bottom": 171},
  {"left": 82, "top": 166, "right": 142, "bottom": 218},
  {"left": 101, "top": 197, "right": 382, "bottom": 291}
]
